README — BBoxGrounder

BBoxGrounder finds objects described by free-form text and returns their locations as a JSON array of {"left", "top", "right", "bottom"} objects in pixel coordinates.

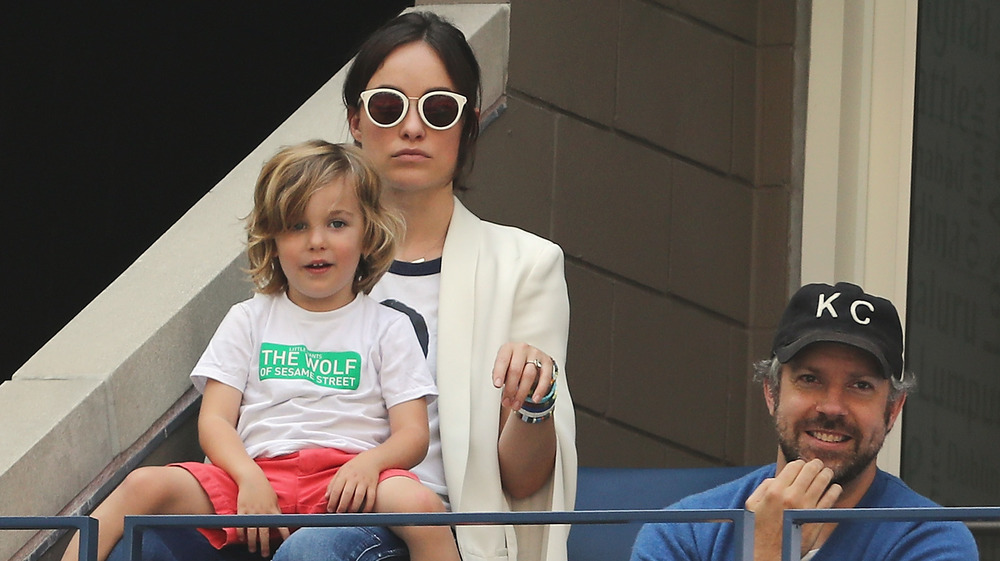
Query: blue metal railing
[
  {"left": 0, "top": 516, "right": 98, "bottom": 561},
  {"left": 122, "top": 509, "right": 754, "bottom": 561},
  {"left": 11, "top": 506, "right": 997, "bottom": 561},
  {"left": 781, "top": 506, "right": 1000, "bottom": 561}
]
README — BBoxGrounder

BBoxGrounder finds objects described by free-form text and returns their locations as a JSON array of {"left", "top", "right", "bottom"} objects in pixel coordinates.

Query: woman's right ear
[{"left": 348, "top": 108, "right": 363, "bottom": 144}]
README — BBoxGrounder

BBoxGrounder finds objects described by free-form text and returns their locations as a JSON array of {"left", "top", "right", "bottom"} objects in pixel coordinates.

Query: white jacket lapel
[{"left": 437, "top": 197, "right": 479, "bottom": 509}]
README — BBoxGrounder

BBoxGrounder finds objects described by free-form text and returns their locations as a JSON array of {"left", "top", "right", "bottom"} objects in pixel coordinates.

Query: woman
[
  {"left": 279, "top": 11, "right": 576, "bottom": 561},
  {"left": 108, "top": 11, "right": 575, "bottom": 561}
]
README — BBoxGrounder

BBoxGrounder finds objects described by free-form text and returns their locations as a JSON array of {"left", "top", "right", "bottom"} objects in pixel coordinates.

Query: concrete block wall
[{"left": 450, "top": 0, "right": 801, "bottom": 468}]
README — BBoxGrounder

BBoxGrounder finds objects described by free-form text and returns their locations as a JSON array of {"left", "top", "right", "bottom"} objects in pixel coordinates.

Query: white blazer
[{"left": 438, "top": 198, "right": 577, "bottom": 561}]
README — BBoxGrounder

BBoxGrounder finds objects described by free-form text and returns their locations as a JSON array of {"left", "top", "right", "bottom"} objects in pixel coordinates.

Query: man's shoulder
[
  {"left": 631, "top": 465, "right": 775, "bottom": 561},
  {"left": 836, "top": 470, "right": 981, "bottom": 560},
  {"left": 866, "top": 469, "right": 943, "bottom": 508},
  {"left": 671, "top": 464, "right": 775, "bottom": 510}
]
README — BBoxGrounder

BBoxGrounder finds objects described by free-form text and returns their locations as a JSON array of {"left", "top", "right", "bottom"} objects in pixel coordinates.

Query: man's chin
[
  {"left": 806, "top": 450, "right": 846, "bottom": 465},
  {"left": 785, "top": 448, "right": 850, "bottom": 474}
]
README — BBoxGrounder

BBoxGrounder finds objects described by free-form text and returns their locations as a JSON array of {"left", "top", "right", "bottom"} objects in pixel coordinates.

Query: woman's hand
[
  {"left": 495, "top": 342, "right": 559, "bottom": 498},
  {"left": 235, "top": 471, "right": 290, "bottom": 557},
  {"left": 492, "top": 342, "right": 557, "bottom": 413}
]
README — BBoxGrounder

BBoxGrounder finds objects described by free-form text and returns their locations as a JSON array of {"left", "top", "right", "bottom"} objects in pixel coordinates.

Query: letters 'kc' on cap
[{"left": 772, "top": 282, "right": 904, "bottom": 379}]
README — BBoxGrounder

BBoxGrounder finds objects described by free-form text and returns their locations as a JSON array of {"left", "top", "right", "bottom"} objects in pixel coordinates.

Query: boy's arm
[
  {"left": 325, "top": 397, "right": 430, "bottom": 513},
  {"left": 198, "top": 379, "right": 290, "bottom": 555},
  {"left": 198, "top": 380, "right": 256, "bottom": 479}
]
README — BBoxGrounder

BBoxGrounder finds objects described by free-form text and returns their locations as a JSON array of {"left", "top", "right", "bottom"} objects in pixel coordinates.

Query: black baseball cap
[{"left": 772, "top": 282, "right": 904, "bottom": 379}]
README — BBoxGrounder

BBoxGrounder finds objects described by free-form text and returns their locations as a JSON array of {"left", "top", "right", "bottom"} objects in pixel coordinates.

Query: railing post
[
  {"left": 121, "top": 516, "right": 143, "bottom": 561},
  {"left": 734, "top": 509, "right": 755, "bottom": 561},
  {"left": 0, "top": 516, "right": 99, "bottom": 561},
  {"left": 79, "top": 516, "right": 99, "bottom": 561},
  {"left": 781, "top": 513, "right": 801, "bottom": 561}
]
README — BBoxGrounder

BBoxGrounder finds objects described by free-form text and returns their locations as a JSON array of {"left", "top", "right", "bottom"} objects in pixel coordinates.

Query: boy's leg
[
  {"left": 61, "top": 465, "right": 213, "bottom": 561},
  {"left": 374, "top": 477, "right": 460, "bottom": 561},
  {"left": 105, "top": 527, "right": 262, "bottom": 561},
  {"left": 270, "top": 448, "right": 410, "bottom": 561}
]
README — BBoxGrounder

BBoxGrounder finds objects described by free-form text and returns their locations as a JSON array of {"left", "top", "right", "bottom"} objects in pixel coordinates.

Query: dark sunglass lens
[
  {"left": 368, "top": 92, "right": 405, "bottom": 125},
  {"left": 422, "top": 94, "right": 460, "bottom": 128}
]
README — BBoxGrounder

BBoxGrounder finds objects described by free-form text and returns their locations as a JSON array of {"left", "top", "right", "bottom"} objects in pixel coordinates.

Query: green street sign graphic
[{"left": 258, "top": 343, "right": 362, "bottom": 389}]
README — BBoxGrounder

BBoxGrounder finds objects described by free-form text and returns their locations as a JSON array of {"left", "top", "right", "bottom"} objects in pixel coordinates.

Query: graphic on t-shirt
[
  {"left": 258, "top": 342, "right": 361, "bottom": 389},
  {"left": 380, "top": 299, "right": 429, "bottom": 357}
]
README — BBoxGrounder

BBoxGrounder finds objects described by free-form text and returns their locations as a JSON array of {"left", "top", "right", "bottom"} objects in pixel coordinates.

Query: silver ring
[{"left": 526, "top": 359, "right": 543, "bottom": 369}]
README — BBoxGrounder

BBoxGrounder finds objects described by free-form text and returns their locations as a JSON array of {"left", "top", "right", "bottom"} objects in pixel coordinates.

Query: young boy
[{"left": 62, "top": 141, "right": 460, "bottom": 561}]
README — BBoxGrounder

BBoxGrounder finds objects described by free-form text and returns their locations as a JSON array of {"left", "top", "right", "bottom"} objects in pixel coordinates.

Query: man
[{"left": 631, "top": 282, "right": 978, "bottom": 560}]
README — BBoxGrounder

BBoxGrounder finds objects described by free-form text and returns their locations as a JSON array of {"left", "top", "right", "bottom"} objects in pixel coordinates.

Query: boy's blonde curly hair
[{"left": 245, "top": 140, "right": 403, "bottom": 296}]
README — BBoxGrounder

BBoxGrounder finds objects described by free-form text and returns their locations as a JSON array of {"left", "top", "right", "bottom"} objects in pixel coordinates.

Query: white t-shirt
[
  {"left": 369, "top": 258, "right": 446, "bottom": 498},
  {"left": 191, "top": 291, "right": 436, "bottom": 460}
]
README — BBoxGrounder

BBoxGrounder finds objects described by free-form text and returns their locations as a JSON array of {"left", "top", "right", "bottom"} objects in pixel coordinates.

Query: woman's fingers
[{"left": 492, "top": 343, "right": 555, "bottom": 411}]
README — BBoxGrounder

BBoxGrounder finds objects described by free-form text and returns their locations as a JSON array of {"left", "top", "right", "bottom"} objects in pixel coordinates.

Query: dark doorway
[{"left": 1, "top": 3, "right": 413, "bottom": 382}]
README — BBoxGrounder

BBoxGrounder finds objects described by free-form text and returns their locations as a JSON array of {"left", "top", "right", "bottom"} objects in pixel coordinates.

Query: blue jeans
[
  {"left": 105, "top": 526, "right": 408, "bottom": 561},
  {"left": 105, "top": 527, "right": 259, "bottom": 561},
  {"left": 274, "top": 526, "right": 408, "bottom": 561}
]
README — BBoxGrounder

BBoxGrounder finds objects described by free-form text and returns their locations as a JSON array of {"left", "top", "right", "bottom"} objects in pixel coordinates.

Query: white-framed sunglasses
[{"left": 359, "top": 88, "right": 468, "bottom": 131}]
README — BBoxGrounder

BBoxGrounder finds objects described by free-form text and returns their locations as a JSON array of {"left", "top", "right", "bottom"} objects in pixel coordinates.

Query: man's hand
[{"left": 745, "top": 459, "right": 842, "bottom": 560}]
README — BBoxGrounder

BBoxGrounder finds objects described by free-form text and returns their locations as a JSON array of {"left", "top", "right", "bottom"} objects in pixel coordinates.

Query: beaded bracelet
[
  {"left": 518, "top": 360, "right": 558, "bottom": 423},
  {"left": 518, "top": 394, "right": 555, "bottom": 423},
  {"left": 519, "top": 407, "right": 555, "bottom": 424}
]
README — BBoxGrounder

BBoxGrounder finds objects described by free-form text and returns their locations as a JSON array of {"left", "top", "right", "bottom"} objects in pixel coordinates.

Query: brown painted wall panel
[
  {"left": 508, "top": 0, "right": 618, "bottom": 126},
  {"left": 553, "top": 118, "right": 673, "bottom": 291},
  {"left": 463, "top": 0, "right": 798, "bottom": 468},
  {"left": 564, "top": 263, "right": 615, "bottom": 415},
  {"left": 618, "top": 1, "right": 733, "bottom": 172},
  {"left": 669, "top": 161, "right": 754, "bottom": 322},
  {"left": 465, "top": 96, "right": 557, "bottom": 238}
]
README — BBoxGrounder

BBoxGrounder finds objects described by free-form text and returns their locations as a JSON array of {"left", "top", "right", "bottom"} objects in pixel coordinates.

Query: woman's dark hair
[{"left": 343, "top": 11, "right": 481, "bottom": 190}]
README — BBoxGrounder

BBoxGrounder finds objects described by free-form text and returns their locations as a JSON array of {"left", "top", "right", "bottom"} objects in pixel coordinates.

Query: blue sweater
[{"left": 631, "top": 464, "right": 978, "bottom": 561}]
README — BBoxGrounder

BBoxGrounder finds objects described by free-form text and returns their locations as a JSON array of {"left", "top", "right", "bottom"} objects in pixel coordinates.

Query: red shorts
[{"left": 173, "top": 447, "right": 416, "bottom": 548}]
